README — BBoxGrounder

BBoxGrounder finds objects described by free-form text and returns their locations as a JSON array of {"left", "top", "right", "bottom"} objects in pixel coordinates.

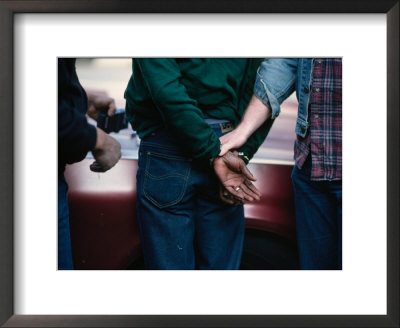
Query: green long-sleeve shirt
[{"left": 124, "top": 58, "right": 272, "bottom": 160}]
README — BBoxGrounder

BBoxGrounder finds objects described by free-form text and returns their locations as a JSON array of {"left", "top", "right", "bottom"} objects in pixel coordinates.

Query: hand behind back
[{"left": 213, "top": 151, "right": 261, "bottom": 204}]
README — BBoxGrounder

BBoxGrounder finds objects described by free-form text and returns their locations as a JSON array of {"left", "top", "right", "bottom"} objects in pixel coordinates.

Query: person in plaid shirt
[{"left": 219, "top": 58, "right": 342, "bottom": 270}]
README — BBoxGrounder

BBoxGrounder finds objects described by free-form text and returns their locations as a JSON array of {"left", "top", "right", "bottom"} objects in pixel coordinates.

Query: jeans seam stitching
[{"left": 143, "top": 154, "right": 191, "bottom": 208}]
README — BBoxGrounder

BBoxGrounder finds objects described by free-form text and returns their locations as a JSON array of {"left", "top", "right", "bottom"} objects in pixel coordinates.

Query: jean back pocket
[{"left": 143, "top": 151, "right": 191, "bottom": 209}]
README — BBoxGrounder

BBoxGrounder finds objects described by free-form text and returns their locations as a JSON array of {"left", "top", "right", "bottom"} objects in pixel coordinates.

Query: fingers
[
  {"left": 228, "top": 186, "right": 248, "bottom": 201},
  {"left": 219, "top": 133, "right": 230, "bottom": 145},
  {"left": 238, "top": 160, "right": 256, "bottom": 181},
  {"left": 89, "top": 92, "right": 117, "bottom": 118},
  {"left": 86, "top": 104, "right": 98, "bottom": 121},
  {"left": 229, "top": 181, "right": 261, "bottom": 202},
  {"left": 219, "top": 133, "right": 234, "bottom": 156},
  {"left": 219, "top": 143, "right": 230, "bottom": 156},
  {"left": 244, "top": 179, "right": 262, "bottom": 198},
  {"left": 239, "top": 181, "right": 261, "bottom": 201},
  {"left": 219, "top": 186, "right": 243, "bottom": 206},
  {"left": 90, "top": 161, "right": 106, "bottom": 172},
  {"left": 218, "top": 129, "right": 248, "bottom": 156},
  {"left": 222, "top": 182, "right": 251, "bottom": 202},
  {"left": 107, "top": 100, "right": 117, "bottom": 117},
  {"left": 219, "top": 176, "right": 260, "bottom": 206},
  {"left": 91, "top": 133, "right": 121, "bottom": 173},
  {"left": 219, "top": 187, "right": 236, "bottom": 205},
  {"left": 234, "top": 184, "right": 254, "bottom": 202}
]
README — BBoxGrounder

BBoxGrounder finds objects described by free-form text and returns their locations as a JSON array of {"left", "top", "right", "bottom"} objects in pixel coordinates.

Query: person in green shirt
[{"left": 124, "top": 58, "right": 271, "bottom": 269}]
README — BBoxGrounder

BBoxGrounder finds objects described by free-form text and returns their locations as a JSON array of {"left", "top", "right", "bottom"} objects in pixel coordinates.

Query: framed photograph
[{"left": 1, "top": 1, "right": 398, "bottom": 327}]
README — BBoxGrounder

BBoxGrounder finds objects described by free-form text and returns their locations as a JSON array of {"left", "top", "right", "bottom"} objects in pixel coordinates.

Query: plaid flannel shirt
[{"left": 294, "top": 58, "right": 342, "bottom": 181}]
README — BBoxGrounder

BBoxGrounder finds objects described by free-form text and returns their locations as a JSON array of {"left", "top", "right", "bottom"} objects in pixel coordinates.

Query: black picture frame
[{"left": 0, "top": 1, "right": 398, "bottom": 327}]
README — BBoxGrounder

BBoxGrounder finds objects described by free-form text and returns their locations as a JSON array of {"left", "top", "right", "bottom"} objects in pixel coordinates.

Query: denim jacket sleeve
[{"left": 253, "top": 59, "right": 298, "bottom": 119}]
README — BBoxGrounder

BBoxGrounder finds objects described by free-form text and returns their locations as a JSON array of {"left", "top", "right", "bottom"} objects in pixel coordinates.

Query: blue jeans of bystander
[
  {"left": 291, "top": 157, "right": 342, "bottom": 270},
  {"left": 58, "top": 174, "right": 74, "bottom": 270}
]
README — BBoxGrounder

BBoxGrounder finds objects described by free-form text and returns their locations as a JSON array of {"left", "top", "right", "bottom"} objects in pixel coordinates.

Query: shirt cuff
[{"left": 253, "top": 69, "right": 282, "bottom": 119}]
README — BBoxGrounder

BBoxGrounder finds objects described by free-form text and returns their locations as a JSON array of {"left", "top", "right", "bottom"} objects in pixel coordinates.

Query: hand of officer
[
  {"left": 219, "top": 129, "right": 248, "bottom": 156},
  {"left": 213, "top": 151, "right": 261, "bottom": 202},
  {"left": 86, "top": 90, "right": 117, "bottom": 121},
  {"left": 90, "top": 127, "right": 121, "bottom": 172}
]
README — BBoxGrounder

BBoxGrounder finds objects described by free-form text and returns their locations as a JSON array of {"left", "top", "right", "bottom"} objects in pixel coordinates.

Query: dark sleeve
[
  {"left": 58, "top": 59, "right": 97, "bottom": 166},
  {"left": 136, "top": 59, "right": 221, "bottom": 159}
]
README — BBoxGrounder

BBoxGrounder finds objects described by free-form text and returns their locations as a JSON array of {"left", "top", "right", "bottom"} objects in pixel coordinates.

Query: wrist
[
  {"left": 210, "top": 156, "right": 221, "bottom": 167},
  {"left": 94, "top": 127, "right": 106, "bottom": 151},
  {"left": 235, "top": 123, "right": 253, "bottom": 142},
  {"left": 237, "top": 152, "right": 250, "bottom": 165}
]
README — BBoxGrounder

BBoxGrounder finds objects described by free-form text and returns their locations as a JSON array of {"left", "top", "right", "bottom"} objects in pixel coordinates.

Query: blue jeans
[
  {"left": 136, "top": 122, "right": 245, "bottom": 270},
  {"left": 58, "top": 174, "right": 74, "bottom": 270},
  {"left": 291, "top": 157, "right": 342, "bottom": 270}
]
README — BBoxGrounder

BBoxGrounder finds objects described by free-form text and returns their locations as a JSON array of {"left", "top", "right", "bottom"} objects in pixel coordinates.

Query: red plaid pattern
[{"left": 294, "top": 58, "right": 342, "bottom": 181}]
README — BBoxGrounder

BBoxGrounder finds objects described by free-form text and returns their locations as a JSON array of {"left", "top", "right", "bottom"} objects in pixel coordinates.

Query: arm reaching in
[
  {"left": 84, "top": 90, "right": 120, "bottom": 172},
  {"left": 219, "top": 95, "right": 272, "bottom": 156}
]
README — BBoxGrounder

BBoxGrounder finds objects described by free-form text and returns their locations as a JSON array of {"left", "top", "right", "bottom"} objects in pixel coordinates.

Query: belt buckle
[{"left": 219, "top": 122, "right": 233, "bottom": 133}]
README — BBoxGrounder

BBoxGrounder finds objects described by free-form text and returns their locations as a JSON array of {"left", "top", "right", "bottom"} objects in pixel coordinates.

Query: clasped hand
[
  {"left": 86, "top": 90, "right": 117, "bottom": 121},
  {"left": 213, "top": 151, "right": 261, "bottom": 205}
]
